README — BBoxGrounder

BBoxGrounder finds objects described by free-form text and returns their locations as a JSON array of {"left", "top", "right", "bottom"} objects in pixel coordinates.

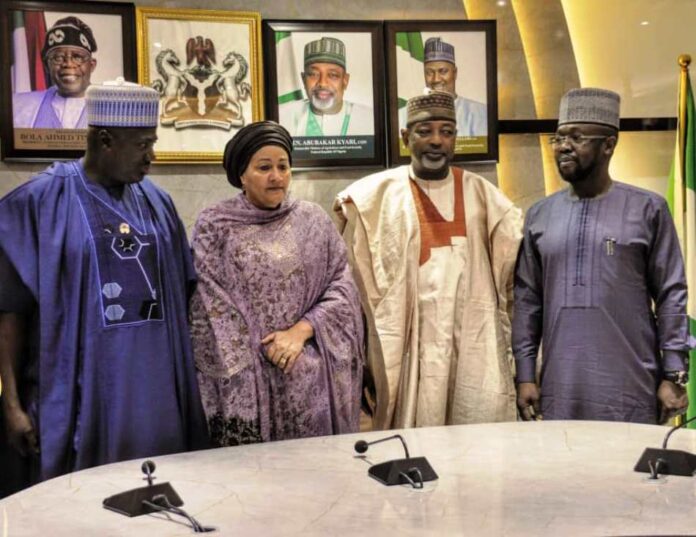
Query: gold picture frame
[{"left": 135, "top": 7, "right": 263, "bottom": 162}]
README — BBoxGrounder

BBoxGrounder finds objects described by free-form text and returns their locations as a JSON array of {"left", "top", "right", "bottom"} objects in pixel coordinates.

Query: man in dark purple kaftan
[
  {"left": 513, "top": 88, "right": 691, "bottom": 424},
  {"left": 0, "top": 80, "right": 207, "bottom": 491}
]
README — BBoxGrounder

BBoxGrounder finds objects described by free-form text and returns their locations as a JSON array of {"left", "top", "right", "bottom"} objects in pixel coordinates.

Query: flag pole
[
  {"left": 672, "top": 55, "right": 691, "bottom": 429},
  {"left": 678, "top": 55, "right": 691, "bottom": 206}
]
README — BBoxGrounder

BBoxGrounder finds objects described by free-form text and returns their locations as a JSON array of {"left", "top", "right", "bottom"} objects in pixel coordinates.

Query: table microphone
[
  {"left": 353, "top": 434, "right": 437, "bottom": 488},
  {"left": 103, "top": 459, "right": 215, "bottom": 532},
  {"left": 103, "top": 459, "right": 184, "bottom": 518},
  {"left": 634, "top": 415, "right": 696, "bottom": 478}
]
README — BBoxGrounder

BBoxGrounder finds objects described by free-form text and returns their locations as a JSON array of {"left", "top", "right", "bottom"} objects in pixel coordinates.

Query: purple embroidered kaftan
[{"left": 190, "top": 194, "right": 364, "bottom": 446}]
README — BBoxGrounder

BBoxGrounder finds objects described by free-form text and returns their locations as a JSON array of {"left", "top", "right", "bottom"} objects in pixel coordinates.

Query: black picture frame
[
  {"left": 0, "top": 0, "right": 136, "bottom": 161},
  {"left": 384, "top": 20, "right": 498, "bottom": 166},
  {"left": 262, "top": 20, "right": 385, "bottom": 169}
]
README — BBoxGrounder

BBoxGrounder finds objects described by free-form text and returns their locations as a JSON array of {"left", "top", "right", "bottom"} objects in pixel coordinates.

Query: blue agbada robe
[
  {"left": 0, "top": 161, "right": 208, "bottom": 480},
  {"left": 513, "top": 182, "right": 691, "bottom": 423}
]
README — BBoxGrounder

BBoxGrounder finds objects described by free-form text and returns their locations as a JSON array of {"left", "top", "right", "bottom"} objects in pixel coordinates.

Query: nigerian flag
[
  {"left": 395, "top": 32, "right": 425, "bottom": 110},
  {"left": 11, "top": 10, "right": 48, "bottom": 93},
  {"left": 666, "top": 59, "right": 696, "bottom": 428},
  {"left": 11, "top": 10, "right": 31, "bottom": 93},
  {"left": 275, "top": 32, "right": 304, "bottom": 105}
]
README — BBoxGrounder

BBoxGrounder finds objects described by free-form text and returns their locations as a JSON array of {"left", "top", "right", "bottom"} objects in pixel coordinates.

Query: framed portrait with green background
[
  {"left": 263, "top": 20, "right": 385, "bottom": 169},
  {"left": 385, "top": 20, "right": 498, "bottom": 165}
]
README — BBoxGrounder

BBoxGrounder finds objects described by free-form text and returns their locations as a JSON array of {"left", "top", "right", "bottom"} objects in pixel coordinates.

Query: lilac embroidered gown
[{"left": 190, "top": 194, "right": 364, "bottom": 446}]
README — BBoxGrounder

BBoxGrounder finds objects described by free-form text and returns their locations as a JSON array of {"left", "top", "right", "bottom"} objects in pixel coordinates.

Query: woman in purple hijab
[{"left": 190, "top": 121, "right": 364, "bottom": 446}]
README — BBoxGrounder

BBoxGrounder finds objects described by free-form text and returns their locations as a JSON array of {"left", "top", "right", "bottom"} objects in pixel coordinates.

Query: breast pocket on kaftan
[{"left": 600, "top": 240, "right": 648, "bottom": 290}]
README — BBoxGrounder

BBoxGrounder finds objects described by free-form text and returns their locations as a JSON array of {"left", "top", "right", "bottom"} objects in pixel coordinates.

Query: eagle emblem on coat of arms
[{"left": 151, "top": 36, "right": 252, "bottom": 130}]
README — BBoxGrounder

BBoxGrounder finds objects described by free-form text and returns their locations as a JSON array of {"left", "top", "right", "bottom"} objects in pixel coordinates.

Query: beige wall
[
  {"left": 561, "top": 0, "right": 696, "bottom": 195},
  {"left": 1, "top": 0, "right": 692, "bottom": 231}
]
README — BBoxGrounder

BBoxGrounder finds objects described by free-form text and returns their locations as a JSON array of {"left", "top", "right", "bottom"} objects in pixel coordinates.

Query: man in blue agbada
[
  {"left": 513, "top": 87, "right": 691, "bottom": 424},
  {"left": 0, "top": 79, "right": 208, "bottom": 495}
]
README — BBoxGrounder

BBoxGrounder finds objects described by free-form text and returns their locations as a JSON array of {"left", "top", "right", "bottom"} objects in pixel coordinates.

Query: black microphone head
[
  {"left": 141, "top": 460, "right": 156, "bottom": 475},
  {"left": 354, "top": 440, "right": 368, "bottom": 454}
]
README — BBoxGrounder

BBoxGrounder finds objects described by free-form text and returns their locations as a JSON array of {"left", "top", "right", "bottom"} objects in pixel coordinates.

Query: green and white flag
[
  {"left": 395, "top": 32, "right": 424, "bottom": 110},
  {"left": 666, "top": 66, "right": 696, "bottom": 427},
  {"left": 275, "top": 32, "right": 304, "bottom": 105}
]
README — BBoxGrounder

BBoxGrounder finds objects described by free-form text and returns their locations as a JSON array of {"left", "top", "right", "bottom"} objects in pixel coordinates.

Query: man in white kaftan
[{"left": 334, "top": 91, "right": 522, "bottom": 429}]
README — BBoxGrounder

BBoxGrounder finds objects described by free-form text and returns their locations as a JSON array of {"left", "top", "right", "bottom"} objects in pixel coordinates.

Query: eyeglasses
[
  {"left": 46, "top": 52, "right": 91, "bottom": 66},
  {"left": 549, "top": 134, "right": 608, "bottom": 147}
]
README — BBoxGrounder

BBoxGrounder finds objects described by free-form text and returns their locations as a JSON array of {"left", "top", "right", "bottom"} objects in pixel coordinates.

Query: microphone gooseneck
[
  {"left": 353, "top": 434, "right": 410, "bottom": 459},
  {"left": 662, "top": 414, "right": 696, "bottom": 449}
]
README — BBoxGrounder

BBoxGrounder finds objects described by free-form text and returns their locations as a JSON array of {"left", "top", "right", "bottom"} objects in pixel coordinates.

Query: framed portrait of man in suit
[
  {"left": 385, "top": 20, "right": 498, "bottom": 165},
  {"left": 263, "top": 20, "right": 385, "bottom": 169},
  {"left": 0, "top": 0, "right": 136, "bottom": 161}
]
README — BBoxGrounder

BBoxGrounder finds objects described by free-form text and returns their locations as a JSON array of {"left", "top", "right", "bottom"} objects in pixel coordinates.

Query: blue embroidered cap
[{"left": 86, "top": 78, "right": 160, "bottom": 128}]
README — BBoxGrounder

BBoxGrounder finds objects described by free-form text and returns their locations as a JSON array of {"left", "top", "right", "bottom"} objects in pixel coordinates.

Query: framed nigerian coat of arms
[{"left": 136, "top": 7, "right": 263, "bottom": 162}]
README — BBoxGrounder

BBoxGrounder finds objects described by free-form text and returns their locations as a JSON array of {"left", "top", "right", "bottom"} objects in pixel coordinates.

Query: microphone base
[
  {"left": 103, "top": 482, "right": 183, "bottom": 517},
  {"left": 368, "top": 457, "right": 438, "bottom": 486},
  {"left": 634, "top": 448, "right": 696, "bottom": 477}
]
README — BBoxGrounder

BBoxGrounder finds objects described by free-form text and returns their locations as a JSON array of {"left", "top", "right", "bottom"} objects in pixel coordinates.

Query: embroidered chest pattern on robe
[
  {"left": 409, "top": 169, "right": 467, "bottom": 266},
  {"left": 74, "top": 165, "right": 164, "bottom": 327}
]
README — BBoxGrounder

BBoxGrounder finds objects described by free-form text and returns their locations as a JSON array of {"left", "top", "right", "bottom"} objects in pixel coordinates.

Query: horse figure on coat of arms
[
  {"left": 215, "top": 51, "right": 252, "bottom": 121},
  {"left": 152, "top": 49, "right": 188, "bottom": 114}
]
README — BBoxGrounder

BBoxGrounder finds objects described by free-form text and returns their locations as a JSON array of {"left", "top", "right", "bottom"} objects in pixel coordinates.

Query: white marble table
[{"left": 2, "top": 421, "right": 696, "bottom": 536}]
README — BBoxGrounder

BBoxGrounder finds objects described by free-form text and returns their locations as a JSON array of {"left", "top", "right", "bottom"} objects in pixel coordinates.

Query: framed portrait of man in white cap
[
  {"left": 385, "top": 20, "right": 498, "bottom": 165},
  {"left": 0, "top": 0, "right": 136, "bottom": 161},
  {"left": 262, "top": 20, "right": 385, "bottom": 169}
]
